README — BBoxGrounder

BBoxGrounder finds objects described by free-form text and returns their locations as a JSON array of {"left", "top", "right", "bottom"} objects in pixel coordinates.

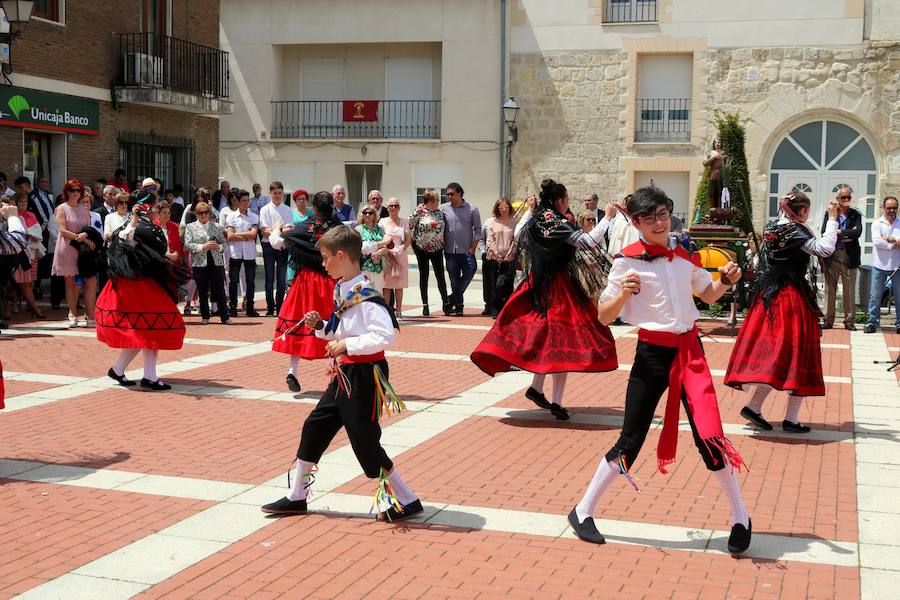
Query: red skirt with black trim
[
  {"left": 272, "top": 269, "right": 336, "bottom": 359},
  {"left": 95, "top": 277, "right": 186, "bottom": 351},
  {"left": 725, "top": 284, "right": 825, "bottom": 396},
  {"left": 471, "top": 272, "right": 618, "bottom": 376}
]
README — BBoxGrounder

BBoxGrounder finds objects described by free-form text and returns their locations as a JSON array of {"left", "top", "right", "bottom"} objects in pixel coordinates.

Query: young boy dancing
[
  {"left": 569, "top": 186, "right": 752, "bottom": 554},
  {"left": 262, "top": 226, "right": 422, "bottom": 521}
]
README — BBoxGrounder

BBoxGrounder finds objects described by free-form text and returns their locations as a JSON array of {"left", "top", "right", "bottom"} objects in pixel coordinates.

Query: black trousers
[
  {"left": 35, "top": 252, "right": 65, "bottom": 307},
  {"left": 193, "top": 259, "right": 229, "bottom": 322},
  {"left": 606, "top": 341, "right": 725, "bottom": 472},
  {"left": 482, "top": 258, "right": 515, "bottom": 315},
  {"left": 297, "top": 360, "right": 393, "bottom": 478},
  {"left": 411, "top": 244, "right": 448, "bottom": 307},
  {"left": 228, "top": 258, "right": 256, "bottom": 310}
]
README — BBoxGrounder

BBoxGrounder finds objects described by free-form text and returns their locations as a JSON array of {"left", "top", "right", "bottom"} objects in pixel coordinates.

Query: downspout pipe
[{"left": 499, "top": 0, "right": 507, "bottom": 198}]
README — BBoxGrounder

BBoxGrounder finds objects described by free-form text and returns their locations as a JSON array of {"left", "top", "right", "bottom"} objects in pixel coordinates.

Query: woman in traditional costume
[
  {"left": 725, "top": 191, "right": 839, "bottom": 432},
  {"left": 471, "top": 178, "right": 618, "bottom": 420},
  {"left": 270, "top": 191, "right": 343, "bottom": 392},
  {"left": 96, "top": 191, "right": 186, "bottom": 390}
]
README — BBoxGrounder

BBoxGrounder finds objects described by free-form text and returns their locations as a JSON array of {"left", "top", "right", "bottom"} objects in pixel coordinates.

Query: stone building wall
[
  {"left": 510, "top": 41, "right": 900, "bottom": 229},
  {"left": 508, "top": 51, "right": 628, "bottom": 199}
]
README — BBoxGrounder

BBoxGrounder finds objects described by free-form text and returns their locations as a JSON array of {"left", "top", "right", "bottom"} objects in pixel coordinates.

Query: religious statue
[
  {"left": 703, "top": 138, "right": 727, "bottom": 209},
  {"left": 702, "top": 137, "right": 742, "bottom": 226}
]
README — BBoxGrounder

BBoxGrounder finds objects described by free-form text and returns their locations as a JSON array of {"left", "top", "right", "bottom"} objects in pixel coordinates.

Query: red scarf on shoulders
[{"left": 616, "top": 239, "right": 746, "bottom": 474}]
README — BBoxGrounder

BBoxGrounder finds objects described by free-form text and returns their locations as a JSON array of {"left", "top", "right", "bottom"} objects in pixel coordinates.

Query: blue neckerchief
[{"left": 323, "top": 279, "right": 397, "bottom": 334}]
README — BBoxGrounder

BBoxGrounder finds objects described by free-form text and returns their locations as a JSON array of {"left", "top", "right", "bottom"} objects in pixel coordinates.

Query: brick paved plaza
[{"left": 1, "top": 273, "right": 899, "bottom": 600}]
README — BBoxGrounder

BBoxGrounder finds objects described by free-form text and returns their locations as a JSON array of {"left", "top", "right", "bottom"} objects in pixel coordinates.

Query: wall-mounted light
[
  {"left": 503, "top": 97, "right": 519, "bottom": 143},
  {"left": 1, "top": 0, "right": 35, "bottom": 83}
]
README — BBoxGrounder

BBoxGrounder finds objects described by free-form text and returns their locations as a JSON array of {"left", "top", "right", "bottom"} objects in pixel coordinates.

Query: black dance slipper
[
  {"left": 378, "top": 499, "right": 424, "bottom": 522},
  {"left": 525, "top": 387, "right": 551, "bottom": 409},
  {"left": 728, "top": 518, "right": 752, "bottom": 554},
  {"left": 782, "top": 420, "right": 811, "bottom": 433},
  {"left": 550, "top": 403, "right": 570, "bottom": 421},
  {"left": 740, "top": 406, "right": 773, "bottom": 431},
  {"left": 261, "top": 497, "right": 308, "bottom": 515},
  {"left": 140, "top": 378, "right": 172, "bottom": 391},
  {"left": 108, "top": 368, "right": 136, "bottom": 387},
  {"left": 286, "top": 374, "right": 301, "bottom": 393},
  {"left": 567, "top": 508, "right": 605, "bottom": 544}
]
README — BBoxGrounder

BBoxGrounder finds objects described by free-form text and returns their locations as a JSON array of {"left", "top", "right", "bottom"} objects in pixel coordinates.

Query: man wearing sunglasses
[
  {"left": 820, "top": 185, "right": 862, "bottom": 330},
  {"left": 866, "top": 196, "right": 900, "bottom": 334}
]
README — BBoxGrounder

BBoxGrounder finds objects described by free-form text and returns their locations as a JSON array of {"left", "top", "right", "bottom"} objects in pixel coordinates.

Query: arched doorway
[{"left": 767, "top": 119, "right": 878, "bottom": 263}]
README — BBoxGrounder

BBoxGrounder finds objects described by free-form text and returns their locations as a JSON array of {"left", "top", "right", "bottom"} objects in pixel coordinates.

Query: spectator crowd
[{"left": 0, "top": 169, "right": 897, "bottom": 334}]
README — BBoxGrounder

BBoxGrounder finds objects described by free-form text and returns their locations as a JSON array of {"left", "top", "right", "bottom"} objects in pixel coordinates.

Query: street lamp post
[
  {"left": 502, "top": 97, "right": 519, "bottom": 198},
  {"left": 1, "top": 0, "right": 35, "bottom": 84}
]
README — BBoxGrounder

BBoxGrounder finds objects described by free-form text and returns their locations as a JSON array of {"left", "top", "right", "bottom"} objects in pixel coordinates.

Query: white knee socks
[
  {"left": 551, "top": 373, "right": 568, "bottom": 407},
  {"left": 574, "top": 459, "right": 618, "bottom": 523},
  {"left": 531, "top": 373, "right": 546, "bottom": 393},
  {"left": 142, "top": 349, "right": 159, "bottom": 382},
  {"left": 713, "top": 468, "right": 750, "bottom": 528},
  {"left": 112, "top": 348, "right": 140, "bottom": 376},
  {"left": 785, "top": 396, "right": 804, "bottom": 423},
  {"left": 387, "top": 468, "right": 418, "bottom": 505},
  {"left": 287, "top": 459, "right": 316, "bottom": 501},
  {"left": 745, "top": 384, "right": 772, "bottom": 413},
  {"left": 288, "top": 355, "right": 300, "bottom": 377}
]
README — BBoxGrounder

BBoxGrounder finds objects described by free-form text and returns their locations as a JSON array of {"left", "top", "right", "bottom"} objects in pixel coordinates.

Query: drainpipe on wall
[{"left": 499, "top": 0, "right": 507, "bottom": 198}]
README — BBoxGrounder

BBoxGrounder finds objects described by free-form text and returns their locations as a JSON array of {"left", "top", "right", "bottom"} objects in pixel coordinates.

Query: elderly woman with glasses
[
  {"left": 379, "top": 197, "right": 410, "bottom": 319},
  {"left": 356, "top": 205, "right": 388, "bottom": 290},
  {"left": 52, "top": 179, "right": 97, "bottom": 327},
  {"left": 184, "top": 201, "right": 231, "bottom": 325},
  {"left": 96, "top": 189, "right": 187, "bottom": 391}
]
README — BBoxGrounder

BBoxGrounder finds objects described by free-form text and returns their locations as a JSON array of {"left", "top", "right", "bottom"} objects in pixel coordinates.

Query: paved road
[{"left": 1, "top": 271, "right": 898, "bottom": 599}]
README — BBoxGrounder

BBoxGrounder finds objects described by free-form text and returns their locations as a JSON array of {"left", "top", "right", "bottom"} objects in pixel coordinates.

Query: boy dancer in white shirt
[
  {"left": 262, "top": 226, "right": 422, "bottom": 521},
  {"left": 569, "top": 186, "right": 752, "bottom": 554}
]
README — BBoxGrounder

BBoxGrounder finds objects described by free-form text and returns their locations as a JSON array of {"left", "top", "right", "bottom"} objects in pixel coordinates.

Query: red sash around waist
[
  {"left": 340, "top": 351, "right": 386, "bottom": 364},
  {"left": 637, "top": 327, "right": 746, "bottom": 473}
]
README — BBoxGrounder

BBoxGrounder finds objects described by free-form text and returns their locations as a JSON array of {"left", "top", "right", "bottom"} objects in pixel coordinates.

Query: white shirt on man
[
  {"left": 600, "top": 235, "right": 713, "bottom": 334},
  {"left": 104, "top": 212, "right": 129, "bottom": 240},
  {"left": 258, "top": 201, "right": 294, "bottom": 243},
  {"left": 871, "top": 215, "right": 900, "bottom": 272},
  {"left": 313, "top": 273, "right": 396, "bottom": 356},
  {"left": 227, "top": 210, "right": 260, "bottom": 260}
]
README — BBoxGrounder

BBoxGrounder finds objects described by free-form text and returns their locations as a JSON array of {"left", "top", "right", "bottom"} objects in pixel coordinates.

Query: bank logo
[{"left": 7, "top": 95, "right": 29, "bottom": 119}]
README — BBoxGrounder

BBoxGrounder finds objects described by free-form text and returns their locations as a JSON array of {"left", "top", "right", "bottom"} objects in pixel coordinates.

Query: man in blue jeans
[
  {"left": 865, "top": 195, "right": 900, "bottom": 334},
  {"left": 258, "top": 182, "right": 294, "bottom": 316},
  {"left": 440, "top": 182, "right": 481, "bottom": 316}
]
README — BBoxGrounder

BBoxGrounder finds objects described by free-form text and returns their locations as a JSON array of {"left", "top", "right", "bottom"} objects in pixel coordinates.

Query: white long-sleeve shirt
[
  {"left": 315, "top": 273, "right": 396, "bottom": 356},
  {"left": 871, "top": 215, "right": 900, "bottom": 271},
  {"left": 600, "top": 236, "right": 713, "bottom": 334},
  {"left": 514, "top": 209, "right": 610, "bottom": 247}
]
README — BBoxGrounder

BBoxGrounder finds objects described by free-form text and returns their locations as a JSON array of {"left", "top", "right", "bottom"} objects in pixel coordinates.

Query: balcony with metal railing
[
  {"left": 271, "top": 100, "right": 440, "bottom": 139},
  {"left": 635, "top": 98, "right": 691, "bottom": 143},
  {"left": 112, "top": 32, "right": 233, "bottom": 115},
  {"left": 603, "top": 0, "right": 658, "bottom": 23}
]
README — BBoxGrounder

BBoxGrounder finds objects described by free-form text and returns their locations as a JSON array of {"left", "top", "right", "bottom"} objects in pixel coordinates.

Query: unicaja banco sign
[{"left": 0, "top": 86, "right": 100, "bottom": 135}]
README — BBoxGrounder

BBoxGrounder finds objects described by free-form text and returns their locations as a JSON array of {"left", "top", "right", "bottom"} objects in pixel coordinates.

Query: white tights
[
  {"left": 745, "top": 384, "right": 805, "bottom": 423},
  {"left": 531, "top": 373, "right": 569, "bottom": 407},
  {"left": 112, "top": 348, "right": 160, "bottom": 382}
]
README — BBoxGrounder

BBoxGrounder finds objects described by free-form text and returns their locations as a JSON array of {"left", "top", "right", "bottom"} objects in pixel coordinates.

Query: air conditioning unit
[{"left": 124, "top": 52, "right": 164, "bottom": 88}]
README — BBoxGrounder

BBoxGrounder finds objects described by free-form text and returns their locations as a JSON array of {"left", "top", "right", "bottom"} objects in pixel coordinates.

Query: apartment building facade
[
  {"left": 0, "top": 0, "right": 231, "bottom": 196},
  {"left": 509, "top": 0, "right": 900, "bottom": 262},
  {"left": 219, "top": 0, "right": 503, "bottom": 212}
]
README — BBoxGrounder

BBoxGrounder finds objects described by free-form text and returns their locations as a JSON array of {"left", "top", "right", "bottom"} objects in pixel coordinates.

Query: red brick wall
[
  {"left": 0, "top": 0, "right": 222, "bottom": 190},
  {"left": 14, "top": 0, "right": 221, "bottom": 89}
]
